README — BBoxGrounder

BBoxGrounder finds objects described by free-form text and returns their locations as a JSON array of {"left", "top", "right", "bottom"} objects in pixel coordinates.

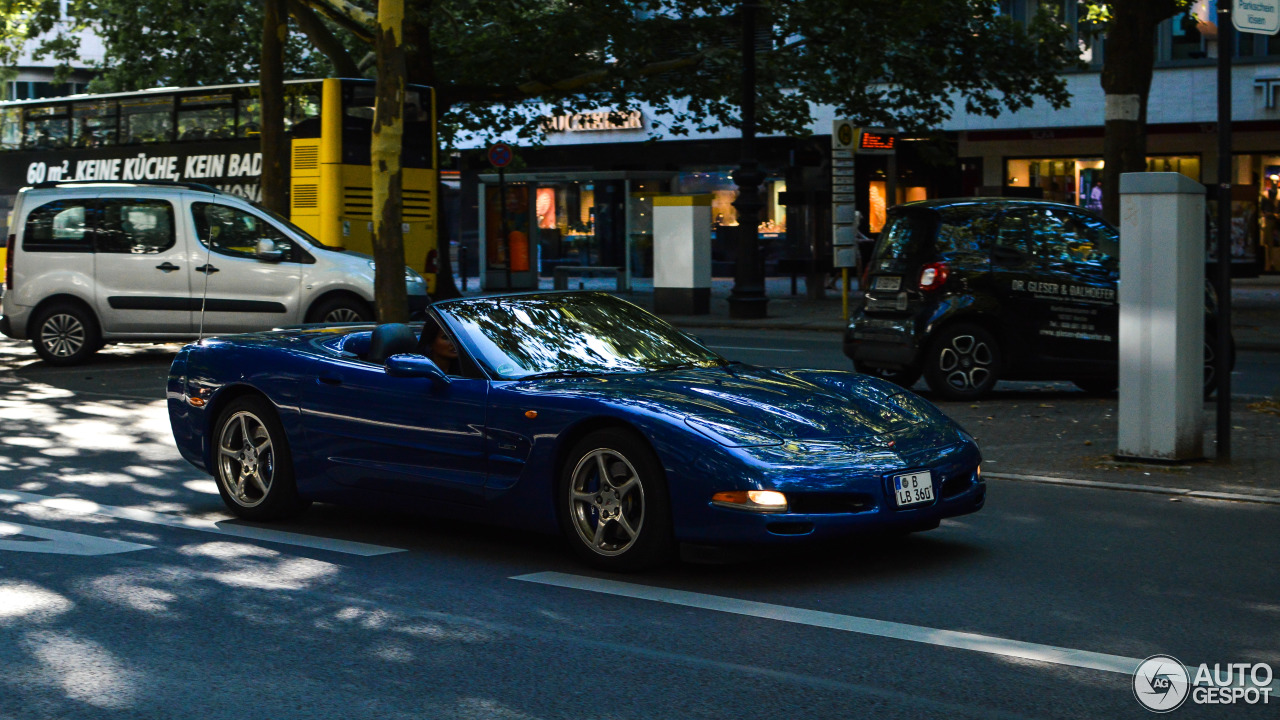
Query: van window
[
  {"left": 191, "top": 202, "right": 295, "bottom": 260},
  {"left": 23, "top": 201, "right": 92, "bottom": 253},
  {"left": 97, "top": 200, "right": 176, "bottom": 254}
]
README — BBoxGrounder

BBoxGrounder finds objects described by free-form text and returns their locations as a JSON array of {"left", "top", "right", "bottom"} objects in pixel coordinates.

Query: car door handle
[
  {"left": 195, "top": 264, "right": 220, "bottom": 274},
  {"left": 156, "top": 262, "right": 180, "bottom": 272},
  {"left": 318, "top": 375, "right": 342, "bottom": 386}
]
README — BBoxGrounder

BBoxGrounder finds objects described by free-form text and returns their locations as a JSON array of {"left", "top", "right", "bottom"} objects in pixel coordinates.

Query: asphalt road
[{"left": 0, "top": 336, "right": 1277, "bottom": 719}]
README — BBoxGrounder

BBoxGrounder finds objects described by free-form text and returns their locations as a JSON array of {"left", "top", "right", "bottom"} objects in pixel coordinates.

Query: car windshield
[
  {"left": 437, "top": 293, "right": 724, "bottom": 379},
  {"left": 873, "top": 211, "right": 934, "bottom": 267}
]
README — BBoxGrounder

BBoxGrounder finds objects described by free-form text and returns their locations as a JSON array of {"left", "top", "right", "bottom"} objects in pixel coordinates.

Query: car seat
[{"left": 366, "top": 323, "right": 419, "bottom": 364}]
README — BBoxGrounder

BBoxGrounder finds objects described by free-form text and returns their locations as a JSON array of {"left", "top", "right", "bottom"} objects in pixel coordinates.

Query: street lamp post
[{"left": 727, "top": 0, "right": 769, "bottom": 319}]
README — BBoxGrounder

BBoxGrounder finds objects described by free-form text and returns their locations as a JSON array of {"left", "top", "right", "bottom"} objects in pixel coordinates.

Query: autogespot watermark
[{"left": 1133, "top": 655, "right": 1274, "bottom": 713}]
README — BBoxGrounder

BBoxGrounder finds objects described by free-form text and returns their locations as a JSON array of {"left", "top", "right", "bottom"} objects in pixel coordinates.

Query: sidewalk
[{"left": 456, "top": 272, "right": 1280, "bottom": 351}]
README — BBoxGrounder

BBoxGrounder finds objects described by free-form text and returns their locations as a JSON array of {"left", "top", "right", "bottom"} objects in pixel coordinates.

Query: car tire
[
  {"left": 212, "top": 396, "right": 309, "bottom": 521},
  {"left": 306, "top": 295, "right": 373, "bottom": 324},
  {"left": 558, "top": 428, "right": 675, "bottom": 572},
  {"left": 923, "top": 324, "right": 1002, "bottom": 401},
  {"left": 1073, "top": 376, "right": 1117, "bottom": 396},
  {"left": 854, "top": 361, "right": 923, "bottom": 390},
  {"left": 32, "top": 302, "right": 101, "bottom": 366}
]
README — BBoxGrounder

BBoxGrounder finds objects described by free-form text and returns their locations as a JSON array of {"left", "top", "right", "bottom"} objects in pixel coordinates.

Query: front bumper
[{"left": 674, "top": 442, "right": 985, "bottom": 545}]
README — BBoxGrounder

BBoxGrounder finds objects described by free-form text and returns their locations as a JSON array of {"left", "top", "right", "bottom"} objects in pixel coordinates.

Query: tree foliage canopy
[{"left": 7, "top": 0, "right": 1081, "bottom": 146}]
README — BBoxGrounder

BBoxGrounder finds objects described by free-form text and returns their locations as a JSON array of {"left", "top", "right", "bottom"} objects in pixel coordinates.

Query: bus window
[
  {"left": 287, "top": 83, "right": 322, "bottom": 138},
  {"left": 178, "top": 94, "right": 235, "bottom": 141},
  {"left": 237, "top": 91, "right": 261, "bottom": 137},
  {"left": 403, "top": 88, "right": 433, "bottom": 169},
  {"left": 23, "top": 106, "right": 70, "bottom": 150},
  {"left": 0, "top": 107, "right": 19, "bottom": 150},
  {"left": 73, "top": 100, "right": 118, "bottom": 147},
  {"left": 120, "top": 97, "right": 173, "bottom": 144}
]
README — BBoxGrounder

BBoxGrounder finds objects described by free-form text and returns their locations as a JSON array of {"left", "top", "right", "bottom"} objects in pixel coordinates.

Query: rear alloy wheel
[
  {"left": 854, "top": 361, "right": 922, "bottom": 390},
  {"left": 307, "top": 296, "right": 373, "bottom": 324},
  {"left": 32, "top": 302, "right": 101, "bottom": 366},
  {"left": 213, "top": 396, "right": 308, "bottom": 520},
  {"left": 559, "top": 429, "right": 674, "bottom": 571},
  {"left": 924, "top": 324, "right": 1002, "bottom": 400}
]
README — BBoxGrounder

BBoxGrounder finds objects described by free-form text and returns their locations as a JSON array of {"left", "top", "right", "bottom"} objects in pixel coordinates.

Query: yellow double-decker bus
[{"left": 0, "top": 77, "right": 439, "bottom": 291}]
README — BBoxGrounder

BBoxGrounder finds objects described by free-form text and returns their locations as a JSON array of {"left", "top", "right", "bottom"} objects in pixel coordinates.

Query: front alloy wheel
[
  {"left": 559, "top": 429, "right": 674, "bottom": 571},
  {"left": 218, "top": 410, "right": 277, "bottom": 509},
  {"left": 569, "top": 448, "right": 646, "bottom": 557},
  {"left": 213, "top": 397, "right": 308, "bottom": 520}
]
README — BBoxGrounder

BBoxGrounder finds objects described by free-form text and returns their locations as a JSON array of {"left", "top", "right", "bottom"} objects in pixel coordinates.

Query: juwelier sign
[{"left": 544, "top": 109, "right": 643, "bottom": 133}]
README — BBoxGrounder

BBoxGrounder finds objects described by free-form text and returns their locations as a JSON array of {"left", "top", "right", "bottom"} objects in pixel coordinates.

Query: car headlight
[
  {"left": 711, "top": 490, "right": 788, "bottom": 513},
  {"left": 685, "top": 416, "right": 782, "bottom": 447},
  {"left": 367, "top": 261, "right": 425, "bottom": 284}
]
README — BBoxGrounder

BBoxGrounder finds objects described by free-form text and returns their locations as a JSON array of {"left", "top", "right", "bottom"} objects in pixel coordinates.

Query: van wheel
[
  {"left": 924, "top": 324, "right": 1002, "bottom": 400},
  {"left": 854, "top": 361, "right": 922, "bottom": 390},
  {"left": 307, "top": 296, "right": 372, "bottom": 324},
  {"left": 32, "top": 303, "right": 101, "bottom": 366}
]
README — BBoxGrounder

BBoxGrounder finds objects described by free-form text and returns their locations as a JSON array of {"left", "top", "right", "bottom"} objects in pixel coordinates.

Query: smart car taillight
[
  {"left": 4, "top": 233, "right": 13, "bottom": 292},
  {"left": 918, "top": 262, "right": 948, "bottom": 292}
]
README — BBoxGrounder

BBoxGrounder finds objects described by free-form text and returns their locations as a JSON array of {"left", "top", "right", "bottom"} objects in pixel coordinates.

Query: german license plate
[
  {"left": 873, "top": 276, "right": 901, "bottom": 291},
  {"left": 892, "top": 471, "right": 934, "bottom": 507}
]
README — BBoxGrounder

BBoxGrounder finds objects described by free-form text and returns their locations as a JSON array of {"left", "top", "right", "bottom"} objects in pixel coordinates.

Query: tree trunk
[
  {"left": 371, "top": 0, "right": 408, "bottom": 322},
  {"left": 405, "top": 9, "right": 461, "bottom": 300},
  {"left": 1100, "top": 1, "right": 1181, "bottom": 225},
  {"left": 260, "top": 0, "right": 289, "bottom": 215}
]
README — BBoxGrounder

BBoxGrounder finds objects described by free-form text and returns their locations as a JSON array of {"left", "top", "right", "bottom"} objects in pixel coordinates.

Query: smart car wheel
[
  {"left": 924, "top": 324, "right": 1002, "bottom": 400},
  {"left": 559, "top": 429, "right": 674, "bottom": 571},
  {"left": 32, "top": 302, "right": 101, "bottom": 366},
  {"left": 213, "top": 396, "right": 308, "bottom": 520},
  {"left": 854, "top": 361, "right": 922, "bottom": 390},
  {"left": 307, "top": 296, "right": 373, "bottom": 324}
]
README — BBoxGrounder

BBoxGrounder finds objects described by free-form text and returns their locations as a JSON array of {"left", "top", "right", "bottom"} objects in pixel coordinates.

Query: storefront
[
  {"left": 959, "top": 122, "right": 1280, "bottom": 275},
  {"left": 476, "top": 171, "right": 674, "bottom": 290}
]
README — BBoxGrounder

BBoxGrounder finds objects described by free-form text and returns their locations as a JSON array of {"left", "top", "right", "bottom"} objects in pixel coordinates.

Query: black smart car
[{"left": 843, "top": 198, "right": 1227, "bottom": 400}]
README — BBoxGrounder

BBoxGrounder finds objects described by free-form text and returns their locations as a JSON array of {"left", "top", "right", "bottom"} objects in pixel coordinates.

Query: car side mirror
[
  {"left": 256, "top": 238, "right": 285, "bottom": 262},
  {"left": 385, "top": 354, "right": 452, "bottom": 384}
]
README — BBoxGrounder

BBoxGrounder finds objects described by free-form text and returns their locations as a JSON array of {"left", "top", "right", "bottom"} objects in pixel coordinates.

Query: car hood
[{"left": 521, "top": 366, "right": 960, "bottom": 445}]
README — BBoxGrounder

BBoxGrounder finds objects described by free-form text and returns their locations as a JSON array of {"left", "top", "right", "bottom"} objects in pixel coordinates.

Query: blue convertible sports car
[{"left": 168, "top": 291, "right": 985, "bottom": 570}]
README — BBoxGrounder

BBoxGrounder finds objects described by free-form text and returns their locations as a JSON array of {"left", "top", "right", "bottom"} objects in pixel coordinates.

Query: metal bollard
[{"left": 459, "top": 243, "right": 468, "bottom": 292}]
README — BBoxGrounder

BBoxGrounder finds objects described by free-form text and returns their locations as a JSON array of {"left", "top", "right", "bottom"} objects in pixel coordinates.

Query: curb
[{"left": 985, "top": 472, "right": 1280, "bottom": 506}]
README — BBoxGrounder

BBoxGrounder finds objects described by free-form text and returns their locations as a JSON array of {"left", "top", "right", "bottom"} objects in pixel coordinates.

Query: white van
[{"left": 1, "top": 181, "right": 429, "bottom": 365}]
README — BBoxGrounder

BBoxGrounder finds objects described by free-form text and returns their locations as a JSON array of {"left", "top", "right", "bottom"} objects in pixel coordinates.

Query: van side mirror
[
  {"left": 385, "top": 354, "right": 452, "bottom": 384},
  {"left": 256, "top": 238, "right": 285, "bottom": 262}
]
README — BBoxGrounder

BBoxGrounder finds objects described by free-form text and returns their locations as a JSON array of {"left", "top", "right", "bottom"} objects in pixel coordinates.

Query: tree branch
[
  {"left": 287, "top": 0, "right": 362, "bottom": 76},
  {"left": 294, "top": 0, "right": 375, "bottom": 44}
]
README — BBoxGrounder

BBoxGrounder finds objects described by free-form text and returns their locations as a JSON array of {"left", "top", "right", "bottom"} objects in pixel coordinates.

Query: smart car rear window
[
  {"left": 23, "top": 200, "right": 92, "bottom": 253},
  {"left": 874, "top": 212, "right": 934, "bottom": 263}
]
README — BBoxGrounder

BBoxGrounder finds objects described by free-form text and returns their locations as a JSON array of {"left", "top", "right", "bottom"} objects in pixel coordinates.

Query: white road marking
[
  {"left": 709, "top": 345, "right": 805, "bottom": 353},
  {"left": 0, "top": 489, "right": 404, "bottom": 557},
  {"left": 0, "top": 521, "right": 153, "bottom": 555},
  {"left": 985, "top": 473, "right": 1280, "bottom": 506},
  {"left": 512, "top": 571, "right": 1144, "bottom": 675}
]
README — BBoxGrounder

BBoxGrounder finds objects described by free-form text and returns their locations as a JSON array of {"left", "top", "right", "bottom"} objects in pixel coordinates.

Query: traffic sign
[
  {"left": 487, "top": 142, "right": 513, "bottom": 168},
  {"left": 1235, "top": 0, "right": 1280, "bottom": 34}
]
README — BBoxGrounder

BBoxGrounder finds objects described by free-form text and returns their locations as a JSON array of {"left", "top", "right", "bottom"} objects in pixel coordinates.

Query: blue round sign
[{"left": 488, "top": 143, "right": 513, "bottom": 168}]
